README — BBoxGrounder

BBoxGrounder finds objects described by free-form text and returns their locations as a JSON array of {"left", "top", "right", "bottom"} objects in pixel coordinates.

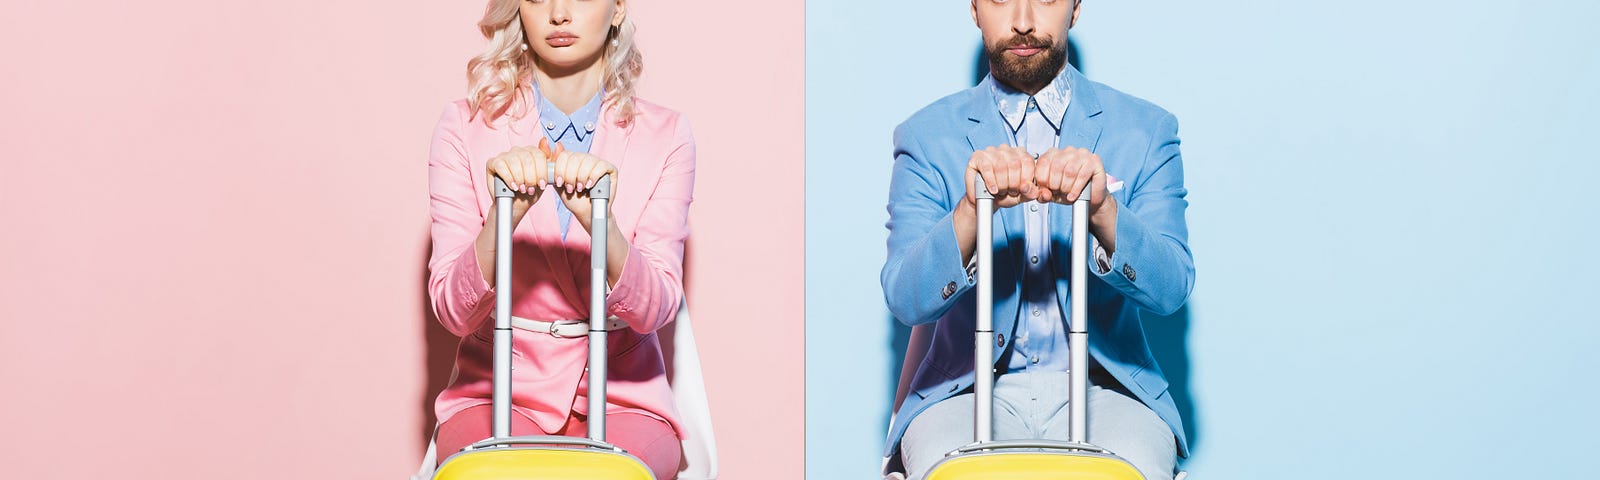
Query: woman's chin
[{"left": 533, "top": 50, "right": 605, "bottom": 73}]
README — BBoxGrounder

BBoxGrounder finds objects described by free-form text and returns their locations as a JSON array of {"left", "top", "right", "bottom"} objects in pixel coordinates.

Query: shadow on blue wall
[{"left": 884, "top": 35, "right": 1199, "bottom": 459}]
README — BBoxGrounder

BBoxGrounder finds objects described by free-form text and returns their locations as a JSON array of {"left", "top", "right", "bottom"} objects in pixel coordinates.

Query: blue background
[{"left": 806, "top": 1, "right": 1600, "bottom": 477}]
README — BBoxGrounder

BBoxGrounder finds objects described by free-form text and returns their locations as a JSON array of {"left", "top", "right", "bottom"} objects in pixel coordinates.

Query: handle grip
[
  {"left": 969, "top": 175, "right": 1090, "bottom": 203},
  {"left": 466, "top": 435, "right": 622, "bottom": 453},
  {"left": 947, "top": 439, "right": 1111, "bottom": 456},
  {"left": 491, "top": 173, "right": 612, "bottom": 199}
]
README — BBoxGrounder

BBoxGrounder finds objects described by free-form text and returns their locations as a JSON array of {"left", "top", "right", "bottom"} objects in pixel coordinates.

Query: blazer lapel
[
  {"left": 590, "top": 107, "right": 634, "bottom": 200},
  {"left": 1058, "top": 66, "right": 1105, "bottom": 156},
  {"left": 962, "top": 91, "right": 1026, "bottom": 261}
]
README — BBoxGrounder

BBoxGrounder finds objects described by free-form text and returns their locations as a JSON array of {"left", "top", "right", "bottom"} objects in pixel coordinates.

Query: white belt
[{"left": 510, "top": 315, "right": 628, "bottom": 338}]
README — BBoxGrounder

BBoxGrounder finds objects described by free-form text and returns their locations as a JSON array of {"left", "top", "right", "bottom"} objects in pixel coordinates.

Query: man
[{"left": 880, "top": 1, "right": 1193, "bottom": 478}]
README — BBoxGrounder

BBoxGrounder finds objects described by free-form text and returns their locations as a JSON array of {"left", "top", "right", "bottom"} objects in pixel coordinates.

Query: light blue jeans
[{"left": 901, "top": 370, "right": 1177, "bottom": 480}]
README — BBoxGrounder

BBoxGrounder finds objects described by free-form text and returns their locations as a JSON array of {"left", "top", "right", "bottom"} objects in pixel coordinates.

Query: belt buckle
[{"left": 551, "top": 319, "right": 586, "bottom": 338}]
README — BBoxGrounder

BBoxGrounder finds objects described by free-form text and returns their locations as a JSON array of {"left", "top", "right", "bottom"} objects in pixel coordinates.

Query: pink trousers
[{"left": 435, "top": 404, "right": 682, "bottom": 480}]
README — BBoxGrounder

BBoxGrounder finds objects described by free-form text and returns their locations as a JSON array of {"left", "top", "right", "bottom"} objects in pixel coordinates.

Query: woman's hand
[
  {"left": 550, "top": 148, "right": 619, "bottom": 233},
  {"left": 484, "top": 138, "right": 558, "bottom": 208},
  {"left": 472, "top": 138, "right": 560, "bottom": 285},
  {"left": 548, "top": 146, "right": 629, "bottom": 287}
]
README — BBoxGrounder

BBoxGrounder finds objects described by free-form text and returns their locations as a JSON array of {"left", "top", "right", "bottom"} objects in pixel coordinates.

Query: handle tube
[
  {"left": 491, "top": 177, "right": 515, "bottom": 440},
  {"left": 1069, "top": 190, "right": 1090, "bottom": 443},
  {"left": 587, "top": 174, "right": 612, "bottom": 442},
  {"left": 973, "top": 176, "right": 994, "bottom": 444}
]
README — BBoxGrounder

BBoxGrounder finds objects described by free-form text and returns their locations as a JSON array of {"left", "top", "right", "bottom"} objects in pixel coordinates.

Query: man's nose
[{"left": 1010, "top": 0, "right": 1035, "bottom": 35}]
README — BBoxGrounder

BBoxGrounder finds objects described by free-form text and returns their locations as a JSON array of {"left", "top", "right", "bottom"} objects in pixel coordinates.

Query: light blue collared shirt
[
  {"left": 986, "top": 71, "right": 1074, "bottom": 374},
  {"left": 533, "top": 86, "right": 604, "bottom": 240}
]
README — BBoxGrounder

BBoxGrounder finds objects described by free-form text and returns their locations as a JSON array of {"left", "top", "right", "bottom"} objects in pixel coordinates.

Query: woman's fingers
[
  {"left": 581, "top": 158, "right": 613, "bottom": 190},
  {"left": 501, "top": 154, "right": 524, "bottom": 191},
  {"left": 556, "top": 152, "right": 576, "bottom": 192},
  {"left": 521, "top": 146, "right": 540, "bottom": 192}
]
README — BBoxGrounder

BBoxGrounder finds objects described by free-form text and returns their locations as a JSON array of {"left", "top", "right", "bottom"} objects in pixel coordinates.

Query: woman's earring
[
  {"left": 611, "top": 38, "right": 619, "bottom": 47},
  {"left": 520, "top": 43, "right": 528, "bottom": 51}
]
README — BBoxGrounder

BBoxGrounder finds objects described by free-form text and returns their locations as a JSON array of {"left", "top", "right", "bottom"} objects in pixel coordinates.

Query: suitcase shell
[
  {"left": 433, "top": 174, "right": 654, "bottom": 480},
  {"left": 435, "top": 439, "right": 652, "bottom": 480},
  {"left": 928, "top": 452, "right": 1141, "bottom": 480},
  {"left": 925, "top": 440, "right": 1142, "bottom": 480},
  {"left": 923, "top": 177, "right": 1143, "bottom": 480}
]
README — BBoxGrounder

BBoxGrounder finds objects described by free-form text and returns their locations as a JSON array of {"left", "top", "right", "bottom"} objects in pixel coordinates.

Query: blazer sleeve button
[{"left": 1122, "top": 264, "right": 1137, "bottom": 282}]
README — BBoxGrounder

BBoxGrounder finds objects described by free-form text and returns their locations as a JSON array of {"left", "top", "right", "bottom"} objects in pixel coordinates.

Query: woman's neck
[{"left": 531, "top": 57, "right": 606, "bottom": 116}]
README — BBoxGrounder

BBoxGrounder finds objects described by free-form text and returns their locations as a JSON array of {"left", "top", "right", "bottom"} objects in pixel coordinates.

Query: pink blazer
[{"left": 425, "top": 96, "right": 694, "bottom": 438}]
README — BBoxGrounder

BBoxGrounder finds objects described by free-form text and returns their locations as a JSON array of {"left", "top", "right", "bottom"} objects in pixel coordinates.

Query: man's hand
[
  {"left": 963, "top": 145, "right": 1039, "bottom": 209},
  {"left": 955, "top": 145, "right": 1120, "bottom": 262},
  {"left": 1033, "top": 146, "right": 1118, "bottom": 253},
  {"left": 1032, "top": 147, "right": 1108, "bottom": 212}
]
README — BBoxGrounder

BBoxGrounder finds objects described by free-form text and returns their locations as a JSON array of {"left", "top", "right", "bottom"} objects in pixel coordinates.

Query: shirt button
[
  {"left": 1033, "top": 310, "right": 1041, "bottom": 317},
  {"left": 544, "top": 121, "right": 555, "bottom": 129},
  {"left": 1030, "top": 355, "right": 1040, "bottom": 365},
  {"left": 1030, "top": 204, "right": 1039, "bottom": 212},
  {"left": 997, "top": 333, "right": 1005, "bottom": 347},
  {"left": 1030, "top": 256, "right": 1039, "bottom": 264},
  {"left": 584, "top": 121, "right": 595, "bottom": 132}
]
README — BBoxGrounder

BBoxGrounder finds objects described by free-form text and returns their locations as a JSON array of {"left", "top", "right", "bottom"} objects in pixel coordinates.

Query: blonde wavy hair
[{"left": 465, "top": 0, "right": 644, "bottom": 128}]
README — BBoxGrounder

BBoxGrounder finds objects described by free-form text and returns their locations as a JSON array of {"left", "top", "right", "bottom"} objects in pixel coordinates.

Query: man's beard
[{"left": 986, "top": 33, "right": 1068, "bottom": 90}]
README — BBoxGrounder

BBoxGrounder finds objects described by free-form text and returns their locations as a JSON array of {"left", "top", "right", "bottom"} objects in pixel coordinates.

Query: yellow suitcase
[
  {"left": 434, "top": 175, "right": 655, "bottom": 480},
  {"left": 923, "top": 178, "right": 1143, "bottom": 480}
]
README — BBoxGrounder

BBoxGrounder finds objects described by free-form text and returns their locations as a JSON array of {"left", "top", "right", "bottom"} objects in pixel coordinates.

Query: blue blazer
[{"left": 881, "top": 65, "right": 1195, "bottom": 459}]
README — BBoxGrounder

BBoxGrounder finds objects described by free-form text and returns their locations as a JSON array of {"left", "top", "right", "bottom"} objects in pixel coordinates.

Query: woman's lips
[{"left": 545, "top": 32, "right": 578, "bottom": 47}]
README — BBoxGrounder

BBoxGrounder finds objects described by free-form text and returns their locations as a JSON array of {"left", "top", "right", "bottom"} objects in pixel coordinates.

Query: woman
[{"left": 425, "top": 0, "right": 694, "bottom": 477}]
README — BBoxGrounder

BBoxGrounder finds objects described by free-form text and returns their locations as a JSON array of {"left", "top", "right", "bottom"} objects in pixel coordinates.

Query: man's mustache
[{"left": 998, "top": 34, "right": 1052, "bottom": 50}]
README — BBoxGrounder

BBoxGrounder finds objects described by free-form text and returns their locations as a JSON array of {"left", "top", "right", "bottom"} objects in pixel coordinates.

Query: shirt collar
[
  {"left": 987, "top": 67, "right": 1072, "bottom": 135},
  {"left": 533, "top": 84, "right": 604, "bottom": 144}
]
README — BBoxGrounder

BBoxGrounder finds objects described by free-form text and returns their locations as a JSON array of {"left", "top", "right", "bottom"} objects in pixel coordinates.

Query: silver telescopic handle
[
  {"left": 971, "top": 176, "right": 1092, "bottom": 446},
  {"left": 491, "top": 177, "right": 515, "bottom": 440},
  {"left": 487, "top": 174, "right": 613, "bottom": 444},
  {"left": 586, "top": 174, "right": 612, "bottom": 443},
  {"left": 973, "top": 176, "right": 995, "bottom": 444},
  {"left": 1069, "top": 188, "right": 1090, "bottom": 444}
]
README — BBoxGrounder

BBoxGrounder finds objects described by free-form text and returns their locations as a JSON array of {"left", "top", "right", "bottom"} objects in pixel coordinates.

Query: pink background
[{"left": 0, "top": 1, "right": 802, "bottom": 478}]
